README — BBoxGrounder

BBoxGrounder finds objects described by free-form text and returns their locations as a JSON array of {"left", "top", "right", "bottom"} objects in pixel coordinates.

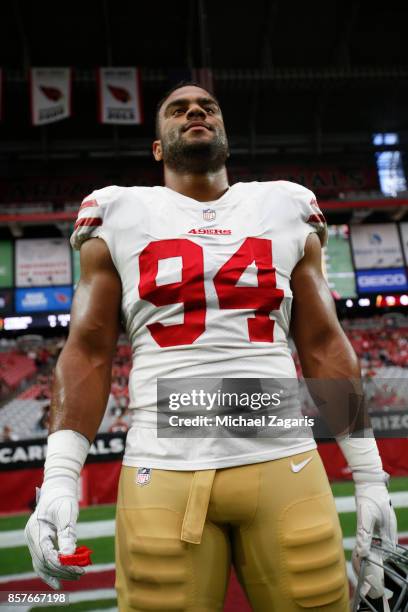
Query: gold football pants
[{"left": 115, "top": 450, "right": 349, "bottom": 611}]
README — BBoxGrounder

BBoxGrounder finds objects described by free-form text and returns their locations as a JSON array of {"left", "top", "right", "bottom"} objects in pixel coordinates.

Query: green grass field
[
  {"left": 324, "top": 227, "right": 357, "bottom": 297},
  {"left": 1, "top": 478, "right": 407, "bottom": 611}
]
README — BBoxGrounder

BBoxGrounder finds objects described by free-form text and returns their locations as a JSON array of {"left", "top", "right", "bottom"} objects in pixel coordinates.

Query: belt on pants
[{"left": 181, "top": 469, "right": 216, "bottom": 544}]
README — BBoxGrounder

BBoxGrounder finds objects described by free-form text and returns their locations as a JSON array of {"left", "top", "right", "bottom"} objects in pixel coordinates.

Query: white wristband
[
  {"left": 41, "top": 430, "right": 90, "bottom": 495},
  {"left": 336, "top": 428, "right": 387, "bottom": 484}
]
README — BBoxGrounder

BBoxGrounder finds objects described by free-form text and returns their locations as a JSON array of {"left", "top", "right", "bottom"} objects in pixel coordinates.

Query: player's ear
[{"left": 152, "top": 140, "right": 163, "bottom": 162}]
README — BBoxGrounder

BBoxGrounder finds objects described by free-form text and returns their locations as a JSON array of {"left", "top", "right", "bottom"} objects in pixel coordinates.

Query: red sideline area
[{"left": 1, "top": 440, "right": 408, "bottom": 514}]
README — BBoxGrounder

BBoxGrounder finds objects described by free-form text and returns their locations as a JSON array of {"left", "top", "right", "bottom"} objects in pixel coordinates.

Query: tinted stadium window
[{"left": 373, "top": 133, "right": 407, "bottom": 197}]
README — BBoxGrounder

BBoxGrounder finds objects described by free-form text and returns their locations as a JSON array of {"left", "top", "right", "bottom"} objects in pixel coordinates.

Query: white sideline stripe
[
  {"left": 0, "top": 519, "right": 115, "bottom": 549},
  {"left": 67, "top": 588, "right": 116, "bottom": 603},
  {"left": 343, "top": 536, "right": 356, "bottom": 551},
  {"left": 1, "top": 490, "right": 408, "bottom": 549},
  {"left": 0, "top": 562, "right": 115, "bottom": 584},
  {"left": 3, "top": 534, "right": 408, "bottom": 584},
  {"left": 335, "top": 491, "right": 408, "bottom": 513}
]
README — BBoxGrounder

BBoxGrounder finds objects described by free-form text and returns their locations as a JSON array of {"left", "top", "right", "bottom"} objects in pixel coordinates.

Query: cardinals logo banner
[
  {"left": 30, "top": 67, "right": 72, "bottom": 126},
  {"left": 97, "top": 67, "right": 143, "bottom": 124}
]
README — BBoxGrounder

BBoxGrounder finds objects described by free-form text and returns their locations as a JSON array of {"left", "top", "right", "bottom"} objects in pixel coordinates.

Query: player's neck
[{"left": 163, "top": 166, "right": 229, "bottom": 202}]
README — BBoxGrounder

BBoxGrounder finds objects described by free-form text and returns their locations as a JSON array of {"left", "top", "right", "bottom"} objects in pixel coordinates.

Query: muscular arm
[
  {"left": 290, "top": 232, "right": 368, "bottom": 434},
  {"left": 290, "top": 232, "right": 358, "bottom": 378},
  {"left": 290, "top": 233, "right": 397, "bottom": 585},
  {"left": 49, "top": 238, "right": 122, "bottom": 442}
]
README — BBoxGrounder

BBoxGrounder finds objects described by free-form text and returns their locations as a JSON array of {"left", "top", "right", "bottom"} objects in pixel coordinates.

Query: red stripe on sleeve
[
  {"left": 74, "top": 217, "right": 103, "bottom": 230},
  {"left": 79, "top": 199, "right": 98, "bottom": 212}
]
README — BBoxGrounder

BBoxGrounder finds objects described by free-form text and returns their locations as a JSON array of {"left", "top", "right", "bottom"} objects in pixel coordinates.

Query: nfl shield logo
[
  {"left": 203, "top": 208, "right": 216, "bottom": 221},
  {"left": 136, "top": 467, "right": 151, "bottom": 486}
]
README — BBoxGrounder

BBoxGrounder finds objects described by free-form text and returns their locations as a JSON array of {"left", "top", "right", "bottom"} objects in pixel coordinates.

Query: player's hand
[
  {"left": 352, "top": 482, "right": 397, "bottom": 598},
  {"left": 24, "top": 486, "right": 85, "bottom": 590}
]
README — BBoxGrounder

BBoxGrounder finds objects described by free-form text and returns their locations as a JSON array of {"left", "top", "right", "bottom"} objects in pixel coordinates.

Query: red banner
[
  {"left": 318, "top": 438, "right": 408, "bottom": 480},
  {"left": 1, "top": 440, "right": 408, "bottom": 514}
]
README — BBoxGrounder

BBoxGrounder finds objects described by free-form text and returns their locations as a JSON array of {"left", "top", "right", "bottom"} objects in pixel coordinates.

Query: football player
[{"left": 25, "top": 83, "right": 397, "bottom": 611}]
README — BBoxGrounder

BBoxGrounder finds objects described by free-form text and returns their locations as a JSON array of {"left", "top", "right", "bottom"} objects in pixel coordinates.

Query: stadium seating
[
  {"left": 0, "top": 399, "right": 49, "bottom": 440},
  {"left": 19, "top": 384, "right": 50, "bottom": 400},
  {"left": 0, "top": 352, "right": 36, "bottom": 389},
  {"left": 0, "top": 315, "right": 407, "bottom": 441}
]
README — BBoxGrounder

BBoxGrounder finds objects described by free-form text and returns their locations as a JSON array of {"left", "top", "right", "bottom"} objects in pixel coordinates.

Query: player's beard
[{"left": 161, "top": 126, "right": 229, "bottom": 174}]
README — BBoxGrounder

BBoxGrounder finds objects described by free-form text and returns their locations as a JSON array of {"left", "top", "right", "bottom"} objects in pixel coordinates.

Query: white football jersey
[{"left": 71, "top": 181, "right": 327, "bottom": 470}]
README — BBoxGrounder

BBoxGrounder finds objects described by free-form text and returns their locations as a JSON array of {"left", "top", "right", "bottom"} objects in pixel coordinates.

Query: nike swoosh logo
[{"left": 291, "top": 457, "right": 313, "bottom": 473}]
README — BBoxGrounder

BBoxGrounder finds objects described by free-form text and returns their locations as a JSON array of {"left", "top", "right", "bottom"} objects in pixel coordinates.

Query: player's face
[{"left": 153, "top": 86, "right": 229, "bottom": 174}]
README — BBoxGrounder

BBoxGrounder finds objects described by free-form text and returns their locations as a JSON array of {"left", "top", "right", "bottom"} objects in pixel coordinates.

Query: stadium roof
[{"left": 1, "top": 0, "right": 408, "bottom": 160}]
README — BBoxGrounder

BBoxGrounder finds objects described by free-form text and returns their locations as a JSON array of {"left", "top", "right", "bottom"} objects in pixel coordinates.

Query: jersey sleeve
[
  {"left": 70, "top": 185, "right": 119, "bottom": 250},
  {"left": 280, "top": 181, "right": 328, "bottom": 259},
  {"left": 300, "top": 191, "right": 328, "bottom": 248}
]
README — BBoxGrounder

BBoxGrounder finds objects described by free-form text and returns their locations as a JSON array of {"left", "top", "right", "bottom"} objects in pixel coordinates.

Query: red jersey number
[
  {"left": 214, "top": 237, "right": 284, "bottom": 342},
  {"left": 138, "top": 237, "right": 284, "bottom": 347},
  {"left": 138, "top": 239, "right": 206, "bottom": 347}
]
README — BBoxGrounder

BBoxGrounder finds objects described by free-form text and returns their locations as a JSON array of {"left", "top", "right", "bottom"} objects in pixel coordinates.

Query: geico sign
[{"left": 358, "top": 273, "right": 406, "bottom": 288}]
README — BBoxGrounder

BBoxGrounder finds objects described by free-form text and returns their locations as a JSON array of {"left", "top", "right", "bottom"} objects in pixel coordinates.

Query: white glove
[
  {"left": 24, "top": 430, "right": 90, "bottom": 590},
  {"left": 352, "top": 481, "right": 397, "bottom": 599},
  {"left": 24, "top": 483, "right": 84, "bottom": 590},
  {"left": 337, "top": 430, "right": 398, "bottom": 601}
]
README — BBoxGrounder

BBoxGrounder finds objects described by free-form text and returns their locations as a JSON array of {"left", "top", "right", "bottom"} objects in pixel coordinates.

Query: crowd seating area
[
  {"left": 0, "top": 335, "right": 62, "bottom": 400},
  {"left": 0, "top": 399, "right": 50, "bottom": 441},
  {"left": 293, "top": 314, "right": 407, "bottom": 374},
  {"left": 0, "top": 352, "right": 36, "bottom": 390},
  {"left": 0, "top": 335, "right": 132, "bottom": 441},
  {"left": 0, "top": 313, "right": 407, "bottom": 441},
  {"left": 294, "top": 313, "right": 408, "bottom": 415},
  {"left": 347, "top": 327, "right": 408, "bottom": 371},
  {"left": 339, "top": 316, "right": 408, "bottom": 415},
  {"left": 19, "top": 378, "right": 51, "bottom": 400}
]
